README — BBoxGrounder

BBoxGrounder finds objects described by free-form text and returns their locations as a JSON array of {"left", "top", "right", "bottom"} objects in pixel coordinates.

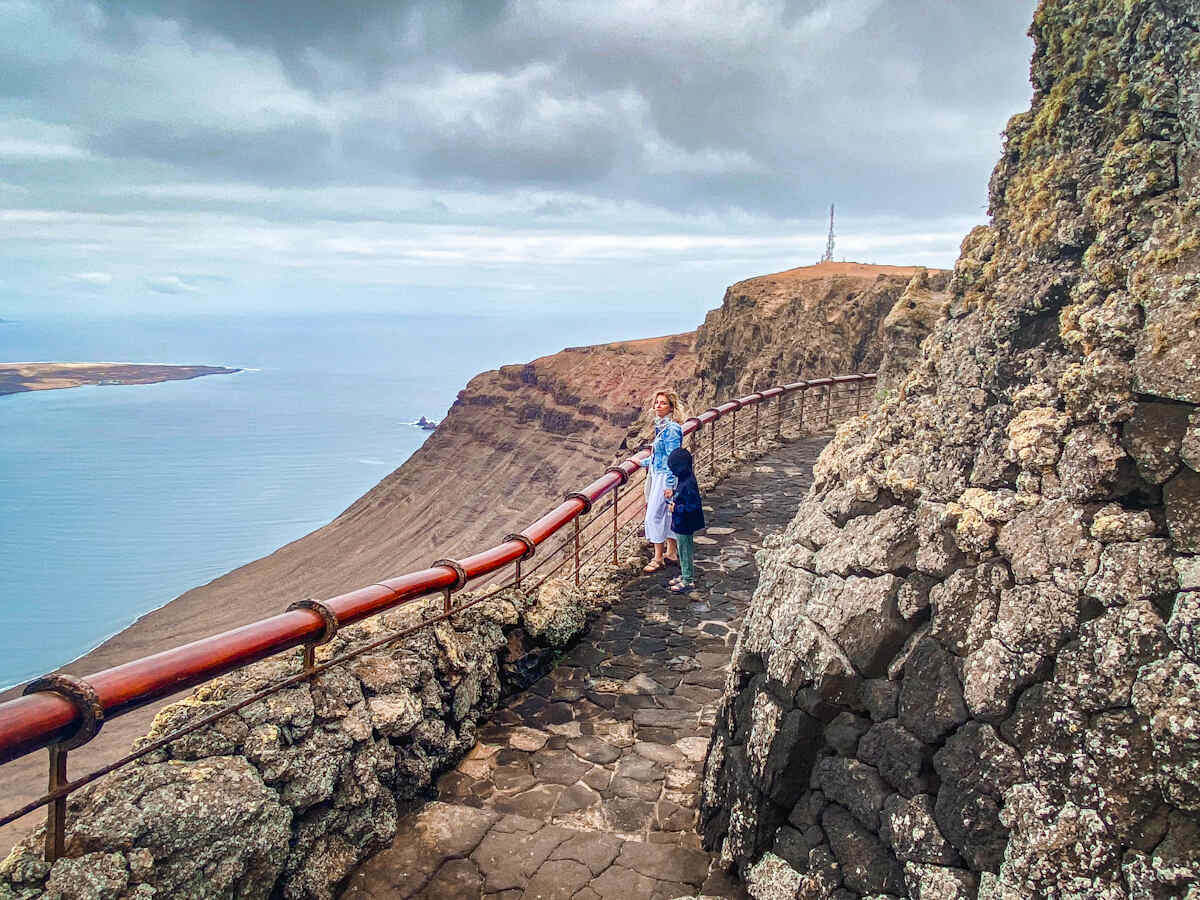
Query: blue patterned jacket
[{"left": 640, "top": 417, "right": 683, "bottom": 489}]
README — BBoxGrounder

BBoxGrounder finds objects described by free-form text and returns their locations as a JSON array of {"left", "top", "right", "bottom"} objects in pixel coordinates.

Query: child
[{"left": 666, "top": 447, "right": 705, "bottom": 592}]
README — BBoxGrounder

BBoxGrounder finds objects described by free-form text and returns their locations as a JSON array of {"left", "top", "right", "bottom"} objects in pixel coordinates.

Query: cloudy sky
[{"left": 1, "top": 0, "right": 1039, "bottom": 317}]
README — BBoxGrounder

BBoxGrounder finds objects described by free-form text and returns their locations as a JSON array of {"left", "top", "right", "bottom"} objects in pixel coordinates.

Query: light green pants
[{"left": 677, "top": 533, "right": 695, "bottom": 583}]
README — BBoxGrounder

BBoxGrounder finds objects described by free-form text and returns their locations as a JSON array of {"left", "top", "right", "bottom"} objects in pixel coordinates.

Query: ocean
[{"left": 0, "top": 310, "right": 690, "bottom": 690}]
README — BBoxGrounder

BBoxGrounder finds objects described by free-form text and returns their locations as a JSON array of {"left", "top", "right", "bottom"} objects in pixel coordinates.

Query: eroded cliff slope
[{"left": 701, "top": 1, "right": 1200, "bottom": 897}]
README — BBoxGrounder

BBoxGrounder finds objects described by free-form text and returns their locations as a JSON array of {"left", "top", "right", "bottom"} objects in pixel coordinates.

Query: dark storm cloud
[
  {"left": 2, "top": 0, "right": 1042, "bottom": 310},
  {"left": 86, "top": 0, "right": 511, "bottom": 87},
  {"left": 9, "top": 0, "right": 1039, "bottom": 217}
]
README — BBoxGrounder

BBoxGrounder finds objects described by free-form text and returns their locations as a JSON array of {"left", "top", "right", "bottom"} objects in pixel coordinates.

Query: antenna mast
[{"left": 820, "top": 203, "right": 835, "bottom": 263}]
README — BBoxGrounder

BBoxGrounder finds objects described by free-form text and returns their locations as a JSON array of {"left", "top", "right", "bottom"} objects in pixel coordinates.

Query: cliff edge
[{"left": 701, "top": 1, "right": 1200, "bottom": 897}]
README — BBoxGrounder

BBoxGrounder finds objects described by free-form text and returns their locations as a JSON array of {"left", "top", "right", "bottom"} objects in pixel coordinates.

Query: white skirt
[{"left": 644, "top": 469, "right": 677, "bottom": 544}]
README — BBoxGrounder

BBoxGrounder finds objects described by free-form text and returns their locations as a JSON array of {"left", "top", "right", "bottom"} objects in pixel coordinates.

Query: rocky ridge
[
  {"left": 876, "top": 270, "right": 952, "bottom": 394},
  {"left": 689, "top": 262, "right": 943, "bottom": 410},
  {"left": 700, "top": 1, "right": 1200, "bottom": 898}
]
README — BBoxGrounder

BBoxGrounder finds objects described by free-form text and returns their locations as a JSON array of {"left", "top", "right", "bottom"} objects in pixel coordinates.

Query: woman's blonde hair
[{"left": 651, "top": 388, "right": 687, "bottom": 424}]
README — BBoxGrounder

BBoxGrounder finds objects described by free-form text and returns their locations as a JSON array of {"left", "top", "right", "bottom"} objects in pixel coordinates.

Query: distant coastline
[{"left": 0, "top": 362, "right": 241, "bottom": 396}]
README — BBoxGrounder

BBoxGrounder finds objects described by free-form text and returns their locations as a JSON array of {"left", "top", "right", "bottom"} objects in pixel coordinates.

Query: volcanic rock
[{"left": 699, "top": 1, "right": 1200, "bottom": 896}]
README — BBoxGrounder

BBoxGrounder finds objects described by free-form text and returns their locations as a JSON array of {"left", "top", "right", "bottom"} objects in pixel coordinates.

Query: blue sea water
[{"left": 0, "top": 310, "right": 690, "bottom": 690}]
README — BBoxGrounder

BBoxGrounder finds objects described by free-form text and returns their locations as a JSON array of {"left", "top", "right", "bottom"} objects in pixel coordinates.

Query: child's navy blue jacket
[{"left": 667, "top": 448, "right": 706, "bottom": 535}]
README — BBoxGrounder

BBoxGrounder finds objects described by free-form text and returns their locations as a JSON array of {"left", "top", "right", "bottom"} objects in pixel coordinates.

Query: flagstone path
[{"left": 341, "top": 435, "right": 831, "bottom": 900}]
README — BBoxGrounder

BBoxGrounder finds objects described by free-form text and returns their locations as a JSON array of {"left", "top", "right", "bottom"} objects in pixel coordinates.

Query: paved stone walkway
[{"left": 342, "top": 436, "right": 830, "bottom": 900}]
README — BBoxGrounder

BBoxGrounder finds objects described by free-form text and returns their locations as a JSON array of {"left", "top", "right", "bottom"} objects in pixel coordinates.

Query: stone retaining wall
[{"left": 0, "top": 574, "right": 623, "bottom": 900}]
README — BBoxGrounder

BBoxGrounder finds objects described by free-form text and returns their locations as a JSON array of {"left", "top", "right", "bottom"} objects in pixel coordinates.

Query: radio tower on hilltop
[{"left": 819, "top": 204, "right": 836, "bottom": 263}]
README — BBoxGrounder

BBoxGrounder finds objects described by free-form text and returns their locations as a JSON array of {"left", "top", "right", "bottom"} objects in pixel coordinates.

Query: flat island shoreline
[{"left": 0, "top": 362, "right": 241, "bottom": 396}]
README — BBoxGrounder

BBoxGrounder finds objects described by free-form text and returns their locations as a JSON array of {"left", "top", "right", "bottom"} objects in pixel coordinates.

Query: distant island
[{"left": 0, "top": 362, "right": 241, "bottom": 396}]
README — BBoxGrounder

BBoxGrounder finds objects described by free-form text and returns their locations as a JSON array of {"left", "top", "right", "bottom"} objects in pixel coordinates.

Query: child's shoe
[{"left": 669, "top": 581, "right": 694, "bottom": 593}]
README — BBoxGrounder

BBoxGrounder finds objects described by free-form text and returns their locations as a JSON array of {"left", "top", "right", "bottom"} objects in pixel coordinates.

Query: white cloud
[
  {"left": 67, "top": 271, "right": 113, "bottom": 285},
  {"left": 145, "top": 274, "right": 202, "bottom": 294},
  {"left": 0, "top": 139, "right": 90, "bottom": 160}
]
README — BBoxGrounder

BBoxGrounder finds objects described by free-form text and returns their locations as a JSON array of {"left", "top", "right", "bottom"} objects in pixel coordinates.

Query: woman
[{"left": 640, "top": 388, "right": 686, "bottom": 573}]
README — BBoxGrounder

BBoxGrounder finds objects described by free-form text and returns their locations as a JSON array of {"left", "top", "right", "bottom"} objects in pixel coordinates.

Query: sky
[{"left": 0, "top": 0, "right": 1041, "bottom": 319}]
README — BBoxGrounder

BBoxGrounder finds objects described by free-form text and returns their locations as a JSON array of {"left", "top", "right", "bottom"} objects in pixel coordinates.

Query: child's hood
[{"left": 667, "top": 448, "right": 693, "bottom": 478}]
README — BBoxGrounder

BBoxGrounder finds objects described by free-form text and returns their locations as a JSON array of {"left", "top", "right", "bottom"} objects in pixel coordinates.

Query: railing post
[
  {"left": 22, "top": 675, "right": 104, "bottom": 864},
  {"left": 612, "top": 485, "right": 620, "bottom": 565},
  {"left": 856, "top": 379, "right": 864, "bottom": 416},
  {"left": 561, "top": 493, "right": 592, "bottom": 586},
  {"left": 754, "top": 399, "right": 760, "bottom": 447},
  {"left": 45, "top": 744, "right": 67, "bottom": 863},
  {"left": 776, "top": 392, "right": 783, "bottom": 438},
  {"left": 731, "top": 407, "right": 737, "bottom": 458},
  {"left": 573, "top": 517, "right": 581, "bottom": 586},
  {"left": 432, "top": 559, "right": 467, "bottom": 614},
  {"left": 504, "top": 533, "right": 535, "bottom": 592},
  {"left": 825, "top": 384, "right": 832, "bottom": 428},
  {"left": 286, "top": 599, "right": 339, "bottom": 675},
  {"left": 710, "top": 418, "right": 716, "bottom": 475},
  {"left": 797, "top": 388, "right": 806, "bottom": 432}
]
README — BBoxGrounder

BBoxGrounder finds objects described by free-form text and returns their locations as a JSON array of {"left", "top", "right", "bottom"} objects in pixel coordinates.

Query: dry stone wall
[
  {"left": 0, "top": 576, "right": 615, "bottom": 900},
  {"left": 700, "top": 1, "right": 1200, "bottom": 897}
]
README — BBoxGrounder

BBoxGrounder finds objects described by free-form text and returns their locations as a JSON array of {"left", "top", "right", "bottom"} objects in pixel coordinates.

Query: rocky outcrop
[
  {"left": 689, "top": 262, "right": 946, "bottom": 409},
  {"left": 700, "top": 1, "right": 1200, "bottom": 897},
  {"left": 877, "top": 269, "right": 952, "bottom": 393}
]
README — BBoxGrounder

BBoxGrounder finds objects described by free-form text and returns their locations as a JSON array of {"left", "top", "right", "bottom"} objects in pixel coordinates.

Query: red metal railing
[{"left": 0, "top": 373, "right": 876, "bottom": 863}]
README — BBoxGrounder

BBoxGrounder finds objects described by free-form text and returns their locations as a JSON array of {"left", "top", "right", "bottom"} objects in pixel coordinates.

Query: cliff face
[
  {"left": 333, "top": 332, "right": 698, "bottom": 557},
  {"left": 689, "top": 262, "right": 942, "bottom": 409},
  {"left": 701, "top": 2, "right": 1200, "bottom": 898}
]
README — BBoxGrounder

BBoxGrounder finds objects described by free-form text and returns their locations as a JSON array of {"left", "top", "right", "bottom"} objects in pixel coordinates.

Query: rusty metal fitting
[
  {"left": 565, "top": 492, "right": 593, "bottom": 515},
  {"left": 603, "top": 465, "right": 630, "bottom": 486},
  {"left": 286, "top": 598, "right": 339, "bottom": 646},
  {"left": 24, "top": 675, "right": 104, "bottom": 751},
  {"left": 503, "top": 533, "right": 536, "bottom": 560},
  {"left": 432, "top": 558, "right": 468, "bottom": 591}
]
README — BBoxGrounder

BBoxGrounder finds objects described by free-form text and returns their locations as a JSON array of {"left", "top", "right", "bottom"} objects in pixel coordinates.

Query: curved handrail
[{"left": 0, "top": 374, "right": 875, "bottom": 766}]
